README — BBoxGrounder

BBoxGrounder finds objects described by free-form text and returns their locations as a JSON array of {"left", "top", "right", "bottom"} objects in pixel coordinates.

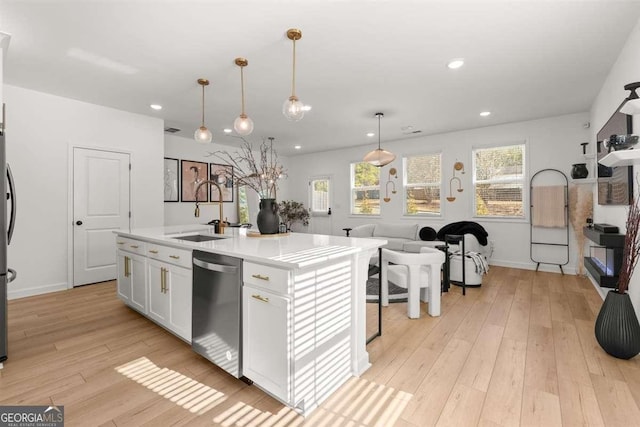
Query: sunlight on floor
[{"left": 116, "top": 358, "right": 412, "bottom": 426}]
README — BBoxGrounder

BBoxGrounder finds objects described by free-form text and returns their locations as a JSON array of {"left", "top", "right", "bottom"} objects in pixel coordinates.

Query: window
[
  {"left": 237, "top": 186, "right": 250, "bottom": 223},
  {"left": 403, "top": 153, "right": 441, "bottom": 215},
  {"left": 351, "top": 162, "right": 380, "bottom": 215},
  {"left": 473, "top": 143, "right": 526, "bottom": 218},
  {"left": 309, "top": 176, "right": 331, "bottom": 214}
]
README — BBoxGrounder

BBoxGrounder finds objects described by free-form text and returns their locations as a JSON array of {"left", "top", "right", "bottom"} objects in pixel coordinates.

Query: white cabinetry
[
  {"left": 147, "top": 258, "right": 192, "bottom": 341},
  {"left": 242, "top": 260, "right": 353, "bottom": 415},
  {"left": 116, "top": 237, "right": 147, "bottom": 313},
  {"left": 116, "top": 236, "right": 192, "bottom": 342},
  {"left": 243, "top": 284, "right": 290, "bottom": 403}
]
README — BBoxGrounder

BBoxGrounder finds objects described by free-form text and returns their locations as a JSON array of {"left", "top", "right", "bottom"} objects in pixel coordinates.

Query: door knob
[{"left": 75, "top": 220, "right": 83, "bottom": 226}]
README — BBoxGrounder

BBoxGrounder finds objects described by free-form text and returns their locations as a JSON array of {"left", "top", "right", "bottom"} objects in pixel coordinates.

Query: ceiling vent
[
  {"left": 164, "top": 127, "right": 181, "bottom": 133},
  {"left": 402, "top": 129, "right": 422, "bottom": 135}
]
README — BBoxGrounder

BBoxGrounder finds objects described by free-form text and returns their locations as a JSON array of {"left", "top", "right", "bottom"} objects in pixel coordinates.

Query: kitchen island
[{"left": 114, "top": 225, "right": 385, "bottom": 416}]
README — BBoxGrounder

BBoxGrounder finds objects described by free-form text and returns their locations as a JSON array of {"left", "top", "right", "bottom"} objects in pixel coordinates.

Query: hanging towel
[{"left": 532, "top": 185, "right": 566, "bottom": 228}]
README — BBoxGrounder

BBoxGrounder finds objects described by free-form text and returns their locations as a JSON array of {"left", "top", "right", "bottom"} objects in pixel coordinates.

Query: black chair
[{"left": 445, "top": 234, "right": 467, "bottom": 295}]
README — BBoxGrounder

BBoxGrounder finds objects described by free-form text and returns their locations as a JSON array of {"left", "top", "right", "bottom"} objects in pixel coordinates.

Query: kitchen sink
[{"left": 172, "top": 234, "right": 226, "bottom": 242}]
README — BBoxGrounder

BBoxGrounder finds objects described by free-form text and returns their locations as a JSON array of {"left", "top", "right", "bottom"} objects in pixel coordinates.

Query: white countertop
[{"left": 115, "top": 225, "right": 386, "bottom": 269}]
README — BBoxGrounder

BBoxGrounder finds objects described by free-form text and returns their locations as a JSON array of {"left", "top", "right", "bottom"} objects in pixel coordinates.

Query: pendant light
[
  {"left": 283, "top": 28, "right": 305, "bottom": 121},
  {"left": 194, "top": 78, "right": 213, "bottom": 143},
  {"left": 620, "top": 82, "right": 640, "bottom": 115},
  {"left": 233, "top": 58, "right": 254, "bottom": 135},
  {"left": 364, "top": 112, "right": 396, "bottom": 167}
]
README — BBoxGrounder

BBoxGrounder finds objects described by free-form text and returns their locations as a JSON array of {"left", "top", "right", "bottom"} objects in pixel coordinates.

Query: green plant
[{"left": 278, "top": 200, "right": 310, "bottom": 231}]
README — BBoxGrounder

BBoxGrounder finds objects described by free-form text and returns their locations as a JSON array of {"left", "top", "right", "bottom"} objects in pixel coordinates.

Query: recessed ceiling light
[
  {"left": 447, "top": 59, "right": 464, "bottom": 69},
  {"left": 294, "top": 145, "right": 302, "bottom": 150},
  {"left": 301, "top": 105, "right": 312, "bottom": 111},
  {"left": 480, "top": 111, "right": 491, "bottom": 117},
  {"left": 367, "top": 132, "right": 375, "bottom": 137},
  {"left": 223, "top": 128, "right": 233, "bottom": 133},
  {"left": 150, "top": 104, "right": 162, "bottom": 110}
]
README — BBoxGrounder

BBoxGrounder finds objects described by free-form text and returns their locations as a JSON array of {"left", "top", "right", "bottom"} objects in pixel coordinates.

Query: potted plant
[
  {"left": 278, "top": 200, "right": 310, "bottom": 232},
  {"left": 595, "top": 192, "right": 640, "bottom": 359}
]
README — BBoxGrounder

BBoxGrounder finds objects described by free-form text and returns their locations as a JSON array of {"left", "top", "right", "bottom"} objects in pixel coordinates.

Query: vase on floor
[
  {"left": 595, "top": 290, "right": 640, "bottom": 360},
  {"left": 257, "top": 198, "right": 279, "bottom": 234}
]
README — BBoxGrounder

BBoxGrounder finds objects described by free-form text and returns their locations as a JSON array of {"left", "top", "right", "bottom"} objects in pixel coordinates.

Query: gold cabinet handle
[
  {"left": 251, "top": 274, "right": 270, "bottom": 281},
  {"left": 130, "top": 245, "right": 139, "bottom": 249},
  {"left": 117, "top": 241, "right": 125, "bottom": 245},
  {"left": 162, "top": 268, "right": 168, "bottom": 293},
  {"left": 169, "top": 255, "right": 180, "bottom": 260},
  {"left": 160, "top": 267, "right": 166, "bottom": 293},
  {"left": 124, "top": 256, "right": 130, "bottom": 278},
  {"left": 251, "top": 294, "right": 269, "bottom": 303},
  {"left": 148, "top": 250, "right": 159, "bottom": 254}
]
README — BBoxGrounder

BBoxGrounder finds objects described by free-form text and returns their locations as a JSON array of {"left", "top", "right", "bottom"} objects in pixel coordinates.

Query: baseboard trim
[
  {"left": 8, "top": 282, "right": 68, "bottom": 300},
  {"left": 489, "top": 260, "right": 577, "bottom": 275}
]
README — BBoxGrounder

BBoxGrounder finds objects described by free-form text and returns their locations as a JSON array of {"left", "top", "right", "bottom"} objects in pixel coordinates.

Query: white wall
[
  {"left": 590, "top": 18, "right": 640, "bottom": 311},
  {"left": 287, "top": 112, "right": 591, "bottom": 273},
  {"left": 5, "top": 85, "right": 164, "bottom": 299}
]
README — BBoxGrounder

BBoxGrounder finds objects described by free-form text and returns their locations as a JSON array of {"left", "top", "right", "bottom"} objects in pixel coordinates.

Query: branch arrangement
[
  {"left": 569, "top": 184, "right": 593, "bottom": 276},
  {"left": 619, "top": 183, "right": 640, "bottom": 293},
  {"left": 204, "top": 137, "right": 287, "bottom": 199}
]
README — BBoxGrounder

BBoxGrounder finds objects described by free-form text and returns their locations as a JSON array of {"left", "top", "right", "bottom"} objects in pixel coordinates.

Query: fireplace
[{"left": 583, "top": 227, "right": 624, "bottom": 288}]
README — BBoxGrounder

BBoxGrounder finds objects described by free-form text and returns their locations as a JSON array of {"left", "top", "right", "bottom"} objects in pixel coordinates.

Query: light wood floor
[{"left": 2, "top": 267, "right": 640, "bottom": 426}]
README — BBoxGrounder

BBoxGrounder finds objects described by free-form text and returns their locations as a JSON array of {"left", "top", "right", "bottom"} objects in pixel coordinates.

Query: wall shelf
[{"left": 599, "top": 149, "right": 640, "bottom": 167}]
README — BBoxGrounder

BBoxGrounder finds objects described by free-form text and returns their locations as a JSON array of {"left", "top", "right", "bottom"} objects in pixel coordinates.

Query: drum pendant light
[
  {"left": 233, "top": 58, "right": 254, "bottom": 135},
  {"left": 194, "top": 78, "right": 213, "bottom": 143},
  {"left": 363, "top": 112, "right": 396, "bottom": 167},
  {"left": 282, "top": 28, "right": 305, "bottom": 121}
]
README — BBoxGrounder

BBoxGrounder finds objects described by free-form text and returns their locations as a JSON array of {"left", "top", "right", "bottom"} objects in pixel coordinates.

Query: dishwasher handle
[{"left": 193, "top": 258, "right": 239, "bottom": 274}]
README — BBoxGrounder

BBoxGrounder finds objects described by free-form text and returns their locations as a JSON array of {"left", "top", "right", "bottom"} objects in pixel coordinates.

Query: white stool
[{"left": 380, "top": 247, "right": 445, "bottom": 318}]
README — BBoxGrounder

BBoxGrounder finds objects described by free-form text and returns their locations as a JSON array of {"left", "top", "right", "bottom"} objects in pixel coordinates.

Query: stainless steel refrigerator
[{"left": 0, "top": 116, "right": 17, "bottom": 366}]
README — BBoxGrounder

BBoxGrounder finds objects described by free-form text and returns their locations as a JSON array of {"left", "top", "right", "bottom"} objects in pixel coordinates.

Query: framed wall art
[
  {"left": 181, "top": 160, "right": 209, "bottom": 202},
  {"left": 164, "top": 157, "right": 180, "bottom": 202},
  {"left": 209, "top": 163, "right": 234, "bottom": 202}
]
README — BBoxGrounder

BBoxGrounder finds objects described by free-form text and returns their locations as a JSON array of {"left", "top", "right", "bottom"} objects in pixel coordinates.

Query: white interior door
[
  {"left": 309, "top": 176, "right": 333, "bottom": 235},
  {"left": 73, "top": 148, "right": 130, "bottom": 286}
]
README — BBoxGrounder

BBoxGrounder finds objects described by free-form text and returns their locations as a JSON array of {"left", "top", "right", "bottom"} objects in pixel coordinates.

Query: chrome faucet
[{"left": 194, "top": 179, "right": 226, "bottom": 235}]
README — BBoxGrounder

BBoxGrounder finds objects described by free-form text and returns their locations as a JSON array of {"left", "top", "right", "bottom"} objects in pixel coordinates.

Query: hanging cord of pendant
[
  {"left": 291, "top": 38, "right": 297, "bottom": 98},
  {"left": 377, "top": 114, "right": 382, "bottom": 150},
  {"left": 240, "top": 64, "right": 246, "bottom": 115},
  {"left": 201, "top": 84, "right": 206, "bottom": 126}
]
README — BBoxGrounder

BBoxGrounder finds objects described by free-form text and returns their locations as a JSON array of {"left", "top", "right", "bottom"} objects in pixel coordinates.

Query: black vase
[
  {"left": 571, "top": 163, "right": 589, "bottom": 179},
  {"left": 257, "top": 199, "right": 279, "bottom": 234},
  {"left": 595, "top": 291, "right": 640, "bottom": 359}
]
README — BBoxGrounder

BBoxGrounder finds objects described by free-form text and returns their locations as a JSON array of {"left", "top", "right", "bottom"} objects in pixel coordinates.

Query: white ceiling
[{"left": 2, "top": 1, "right": 640, "bottom": 156}]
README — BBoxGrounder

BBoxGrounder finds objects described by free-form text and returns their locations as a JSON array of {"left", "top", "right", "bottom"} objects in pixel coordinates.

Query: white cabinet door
[
  {"left": 243, "top": 284, "right": 291, "bottom": 403},
  {"left": 129, "top": 254, "right": 147, "bottom": 313},
  {"left": 147, "top": 259, "right": 169, "bottom": 325},
  {"left": 116, "top": 250, "right": 131, "bottom": 303},
  {"left": 167, "top": 265, "right": 192, "bottom": 342}
]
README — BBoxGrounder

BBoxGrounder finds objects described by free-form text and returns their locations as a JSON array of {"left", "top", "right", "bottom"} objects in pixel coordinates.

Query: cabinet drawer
[
  {"left": 115, "top": 236, "right": 146, "bottom": 255},
  {"left": 243, "top": 262, "right": 291, "bottom": 294},
  {"left": 147, "top": 244, "right": 192, "bottom": 269}
]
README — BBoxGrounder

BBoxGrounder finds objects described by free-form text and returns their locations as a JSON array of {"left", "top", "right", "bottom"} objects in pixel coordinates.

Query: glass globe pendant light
[
  {"left": 283, "top": 28, "right": 305, "bottom": 121},
  {"left": 363, "top": 112, "right": 396, "bottom": 167},
  {"left": 194, "top": 78, "right": 213, "bottom": 143},
  {"left": 233, "top": 57, "right": 254, "bottom": 135}
]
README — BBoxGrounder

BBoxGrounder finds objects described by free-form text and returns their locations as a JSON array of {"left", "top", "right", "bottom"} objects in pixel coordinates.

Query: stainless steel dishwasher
[{"left": 192, "top": 250, "right": 243, "bottom": 378}]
